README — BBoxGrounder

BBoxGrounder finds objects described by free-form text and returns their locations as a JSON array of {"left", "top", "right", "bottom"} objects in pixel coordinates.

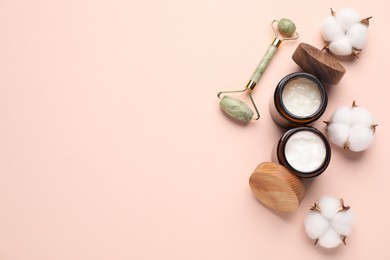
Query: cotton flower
[
  {"left": 334, "top": 8, "right": 361, "bottom": 31},
  {"left": 328, "top": 36, "right": 353, "bottom": 56},
  {"left": 304, "top": 196, "right": 354, "bottom": 248},
  {"left": 321, "top": 8, "right": 372, "bottom": 57},
  {"left": 321, "top": 16, "right": 344, "bottom": 42},
  {"left": 325, "top": 101, "right": 377, "bottom": 152},
  {"left": 347, "top": 23, "right": 368, "bottom": 49}
]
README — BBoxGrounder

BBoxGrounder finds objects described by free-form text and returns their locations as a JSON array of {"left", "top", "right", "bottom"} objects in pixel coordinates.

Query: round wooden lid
[
  {"left": 292, "top": 43, "right": 346, "bottom": 85},
  {"left": 249, "top": 162, "right": 305, "bottom": 212}
]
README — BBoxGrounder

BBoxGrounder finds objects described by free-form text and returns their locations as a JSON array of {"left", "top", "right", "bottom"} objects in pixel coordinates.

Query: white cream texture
[
  {"left": 285, "top": 131, "right": 326, "bottom": 172},
  {"left": 282, "top": 78, "right": 322, "bottom": 117}
]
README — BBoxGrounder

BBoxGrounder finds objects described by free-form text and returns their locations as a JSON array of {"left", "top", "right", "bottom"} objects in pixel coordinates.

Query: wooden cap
[
  {"left": 292, "top": 43, "right": 346, "bottom": 85},
  {"left": 249, "top": 162, "right": 305, "bottom": 212}
]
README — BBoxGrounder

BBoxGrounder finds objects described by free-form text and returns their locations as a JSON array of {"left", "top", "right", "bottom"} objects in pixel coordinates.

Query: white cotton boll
[
  {"left": 326, "top": 103, "right": 376, "bottom": 152},
  {"left": 347, "top": 23, "right": 368, "bottom": 49},
  {"left": 335, "top": 8, "right": 361, "bottom": 31},
  {"left": 318, "top": 229, "right": 343, "bottom": 248},
  {"left": 351, "top": 106, "right": 374, "bottom": 125},
  {"left": 331, "top": 210, "right": 355, "bottom": 236},
  {"left": 348, "top": 125, "right": 374, "bottom": 152},
  {"left": 327, "top": 123, "right": 350, "bottom": 147},
  {"left": 304, "top": 212, "right": 330, "bottom": 239},
  {"left": 322, "top": 16, "right": 344, "bottom": 42},
  {"left": 324, "top": 8, "right": 370, "bottom": 57},
  {"left": 328, "top": 36, "right": 353, "bottom": 56},
  {"left": 305, "top": 197, "right": 354, "bottom": 249},
  {"left": 331, "top": 105, "right": 353, "bottom": 125},
  {"left": 318, "top": 196, "right": 341, "bottom": 219}
]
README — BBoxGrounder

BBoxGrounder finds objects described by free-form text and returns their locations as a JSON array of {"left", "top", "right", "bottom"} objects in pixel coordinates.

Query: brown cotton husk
[
  {"left": 372, "top": 124, "right": 378, "bottom": 133},
  {"left": 310, "top": 201, "right": 321, "bottom": 212},
  {"left": 352, "top": 49, "right": 361, "bottom": 59},
  {"left": 339, "top": 199, "right": 350, "bottom": 212},
  {"left": 310, "top": 198, "right": 350, "bottom": 213},
  {"left": 361, "top": 16, "right": 373, "bottom": 27}
]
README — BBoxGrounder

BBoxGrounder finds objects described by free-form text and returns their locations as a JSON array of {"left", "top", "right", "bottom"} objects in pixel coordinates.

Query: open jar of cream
[
  {"left": 272, "top": 126, "right": 331, "bottom": 178},
  {"left": 270, "top": 72, "right": 328, "bottom": 128},
  {"left": 249, "top": 126, "right": 331, "bottom": 212}
]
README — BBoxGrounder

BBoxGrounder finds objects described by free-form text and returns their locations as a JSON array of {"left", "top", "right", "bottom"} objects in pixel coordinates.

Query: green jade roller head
[{"left": 218, "top": 18, "right": 298, "bottom": 123}]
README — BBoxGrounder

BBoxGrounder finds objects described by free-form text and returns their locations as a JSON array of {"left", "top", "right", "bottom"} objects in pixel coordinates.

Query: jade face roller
[{"left": 217, "top": 18, "right": 299, "bottom": 122}]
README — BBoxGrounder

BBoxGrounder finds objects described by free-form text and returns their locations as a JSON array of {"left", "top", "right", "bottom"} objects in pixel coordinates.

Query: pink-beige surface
[{"left": 0, "top": 0, "right": 388, "bottom": 259}]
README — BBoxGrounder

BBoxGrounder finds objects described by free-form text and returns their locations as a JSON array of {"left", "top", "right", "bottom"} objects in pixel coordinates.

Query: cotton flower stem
[
  {"left": 310, "top": 201, "right": 321, "bottom": 212},
  {"left": 339, "top": 199, "right": 350, "bottom": 212},
  {"left": 342, "top": 236, "right": 347, "bottom": 245},
  {"left": 353, "top": 49, "right": 361, "bottom": 59},
  {"left": 352, "top": 100, "right": 358, "bottom": 107},
  {"left": 323, "top": 121, "right": 330, "bottom": 126},
  {"left": 314, "top": 239, "right": 319, "bottom": 245},
  {"left": 330, "top": 8, "right": 336, "bottom": 16},
  {"left": 361, "top": 16, "right": 373, "bottom": 27},
  {"left": 372, "top": 124, "right": 378, "bottom": 133}
]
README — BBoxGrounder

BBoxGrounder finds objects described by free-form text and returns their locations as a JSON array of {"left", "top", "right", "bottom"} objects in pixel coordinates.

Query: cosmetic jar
[
  {"left": 272, "top": 126, "right": 331, "bottom": 178},
  {"left": 270, "top": 72, "right": 328, "bottom": 128}
]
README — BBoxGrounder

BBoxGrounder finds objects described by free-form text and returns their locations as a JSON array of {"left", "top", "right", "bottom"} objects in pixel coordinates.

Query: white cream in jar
[
  {"left": 274, "top": 127, "right": 331, "bottom": 178},
  {"left": 282, "top": 77, "right": 322, "bottom": 117},
  {"left": 270, "top": 72, "right": 328, "bottom": 128},
  {"left": 284, "top": 130, "right": 326, "bottom": 172}
]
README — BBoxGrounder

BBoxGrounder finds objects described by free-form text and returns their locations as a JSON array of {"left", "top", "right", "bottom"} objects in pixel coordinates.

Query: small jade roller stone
[
  {"left": 278, "top": 18, "right": 297, "bottom": 37},
  {"left": 220, "top": 96, "right": 254, "bottom": 122},
  {"left": 219, "top": 18, "right": 297, "bottom": 122}
]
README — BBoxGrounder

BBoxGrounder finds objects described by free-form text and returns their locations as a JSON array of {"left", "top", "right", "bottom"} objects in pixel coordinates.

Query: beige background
[{"left": 0, "top": 0, "right": 388, "bottom": 259}]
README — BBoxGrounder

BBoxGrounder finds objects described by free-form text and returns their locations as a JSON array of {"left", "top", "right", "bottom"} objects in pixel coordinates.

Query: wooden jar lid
[
  {"left": 249, "top": 162, "right": 305, "bottom": 212},
  {"left": 292, "top": 43, "right": 346, "bottom": 85}
]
